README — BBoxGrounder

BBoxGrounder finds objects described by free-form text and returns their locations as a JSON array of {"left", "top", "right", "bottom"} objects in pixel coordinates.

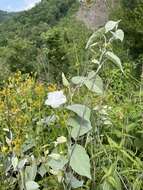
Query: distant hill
[
  {"left": 0, "top": 0, "right": 120, "bottom": 84},
  {"left": 0, "top": 0, "right": 76, "bottom": 28},
  {"left": 0, "top": 0, "right": 77, "bottom": 41},
  {"left": 0, "top": 10, "right": 16, "bottom": 23},
  {"left": 0, "top": 0, "right": 112, "bottom": 83},
  {"left": 0, "top": 0, "right": 90, "bottom": 83}
]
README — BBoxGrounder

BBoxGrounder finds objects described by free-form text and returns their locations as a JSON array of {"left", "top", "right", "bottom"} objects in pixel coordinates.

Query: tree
[
  {"left": 112, "top": 0, "right": 143, "bottom": 77},
  {"left": 41, "top": 27, "right": 70, "bottom": 81},
  {"left": 0, "top": 38, "right": 37, "bottom": 73}
]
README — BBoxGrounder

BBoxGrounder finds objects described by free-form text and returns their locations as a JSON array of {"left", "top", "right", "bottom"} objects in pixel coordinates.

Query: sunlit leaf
[
  {"left": 38, "top": 163, "right": 49, "bottom": 177},
  {"left": 62, "top": 72, "right": 69, "bottom": 87},
  {"left": 25, "top": 161, "right": 37, "bottom": 181},
  {"left": 105, "top": 51, "right": 124, "bottom": 73},
  {"left": 22, "top": 139, "right": 35, "bottom": 153},
  {"left": 48, "top": 153, "right": 61, "bottom": 160},
  {"left": 67, "top": 104, "right": 91, "bottom": 121},
  {"left": 68, "top": 116, "right": 92, "bottom": 140},
  {"left": 39, "top": 115, "right": 57, "bottom": 125},
  {"left": 65, "top": 172, "right": 84, "bottom": 188},
  {"left": 18, "top": 159, "right": 27, "bottom": 170},
  {"left": 12, "top": 156, "right": 18, "bottom": 171},
  {"left": 105, "top": 20, "right": 119, "bottom": 33},
  {"left": 25, "top": 181, "right": 39, "bottom": 190},
  {"left": 48, "top": 156, "right": 68, "bottom": 171},
  {"left": 111, "top": 29, "right": 124, "bottom": 42},
  {"left": 71, "top": 76, "right": 86, "bottom": 85},
  {"left": 85, "top": 75, "right": 103, "bottom": 94},
  {"left": 102, "top": 181, "right": 113, "bottom": 190},
  {"left": 70, "top": 144, "right": 91, "bottom": 179},
  {"left": 86, "top": 27, "right": 105, "bottom": 49}
]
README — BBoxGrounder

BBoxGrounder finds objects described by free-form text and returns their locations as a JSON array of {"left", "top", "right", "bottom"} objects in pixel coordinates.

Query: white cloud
[
  {"left": 6, "top": 5, "right": 13, "bottom": 12},
  {"left": 24, "top": 0, "right": 41, "bottom": 10}
]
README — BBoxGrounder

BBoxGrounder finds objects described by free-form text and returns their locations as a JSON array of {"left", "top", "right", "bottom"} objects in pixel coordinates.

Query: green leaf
[
  {"left": 71, "top": 76, "right": 86, "bottom": 85},
  {"left": 25, "top": 181, "right": 39, "bottom": 190},
  {"left": 85, "top": 74, "right": 103, "bottom": 94},
  {"left": 39, "top": 115, "right": 57, "bottom": 125},
  {"left": 70, "top": 144, "right": 91, "bottom": 179},
  {"left": 87, "top": 70, "right": 96, "bottom": 79},
  {"left": 105, "top": 51, "right": 124, "bottom": 73},
  {"left": 67, "top": 104, "right": 91, "bottom": 121},
  {"left": 107, "top": 136, "right": 119, "bottom": 149},
  {"left": 25, "top": 161, "right": 37, "bottom": 181},
  {"left": 12, "top": 156, "right": 18, "bottom": 170},
  {"left": 86, "top": 27, "right": 105, "bottom": 49},
  {"left": 68, "top": 116, "right": 92, "bottom": 140},
  {"left": 18, "top": 159, "right": 27, "bottom": 170},
  {"left": 62, "top": 72, "right": 69, "bottom": 87},
  {"left": 108, "top": 176, "right": 119, "bottom": 188},
  {"left": 105, "top": 20, "right": 119, "bottom": 33},
  {"left": 19, "top": 171, "right": 24, "bottom": 190},
  {"left": 112, "top": 29, "right": 124, "bottom": 41},
  {"left": 133, "top": 179, "right": 142, "bottom": 190},
  {"left": 113, "top": 173, "right": 122, "bottom": 190},
  {"left": 71, "top": 71, "right": 103, "bottom": 94},
  {"left": 65, "top": 172, "right": 84, "bottom": 189},
  {"left": 38, "top": 163, "right": 49, "bottom": 177},
  {"left": 102, "top": 181, "right": 113, "bottom": 190},
  {"left": 22, "top": 139, "right": 35, "bottom": 153},
  {"left": 48, "top": 156, "right": 68, "bottom": 171}
]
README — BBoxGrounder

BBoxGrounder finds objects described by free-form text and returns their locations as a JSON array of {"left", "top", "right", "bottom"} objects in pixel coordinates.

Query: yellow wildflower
[
  {"left": 35, "top": 84, "right": 45, "bottom": 96},
  {"left": 48, "top": 84, "right": 57, "bottom": 92},
  {"left": 1, "top": 146, "right": 8, "bottom": 153},
  {"left": 12, "top": 138, "right": 22, "bottom": 154}
]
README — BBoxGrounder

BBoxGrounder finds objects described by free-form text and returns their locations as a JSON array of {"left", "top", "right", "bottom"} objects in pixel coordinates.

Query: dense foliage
[
  {"left": 111, "top": 0, "right": 143, "bottom": 77},
  {"left": 0, "top": 0, "right": 90, "bottom": 84},
  {"left": 0, "top": 1, "right": 142, "bottom": 190}
]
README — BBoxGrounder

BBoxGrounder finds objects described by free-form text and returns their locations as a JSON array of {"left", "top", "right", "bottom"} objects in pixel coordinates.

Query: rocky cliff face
[{"left": 76, "top": 0, "right": 118, "bottom": 30}]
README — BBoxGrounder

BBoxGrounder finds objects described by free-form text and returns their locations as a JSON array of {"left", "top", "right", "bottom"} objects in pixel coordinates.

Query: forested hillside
[
  {"left": 0, "top": 10, "right": 16, "bottom": 22},
  {"left": 0, "top": 0, "right": 91, "bottom": 84},
  {"left": 111, "top": 0, "right": 143, "bottom": 77},
  {"left": 0, "top": 0, "right": 143, "bottom": 190}
]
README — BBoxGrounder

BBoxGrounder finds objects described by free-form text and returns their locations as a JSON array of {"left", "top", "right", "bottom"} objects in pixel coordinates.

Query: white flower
[
  {"left": 54, "top": 136, "right": 67, "bottom": 147},
  {"left": 57, "top": 136, "right": 67, "bottom": 144},
  {"left": 45, "top": 90, "right": 67, "bottom": 108},
  {"left": 48, "top": 153, "right": 61, "bottom": 160}
]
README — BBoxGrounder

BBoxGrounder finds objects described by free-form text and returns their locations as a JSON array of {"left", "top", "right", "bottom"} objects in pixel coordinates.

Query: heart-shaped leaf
[
  {"left": 48, "top": 156, "right": 68, "bottom": 171},
  {"left": 111, "top": 29, "right": 124, "bottom": 42},
  {"left": 70, "top": 144, "right": 91, "bottom": 179},
  {"left": 85, "top": 75, "right": 103, "bottom": 94},
  {"left": 65, "top": 172, "right": 84, "bottom": 189},
  {"left": 68, "top": 117, "right": 92, "bottom": 140},
  {"left": 67, "top": 104, "right": 91, "bottom": 121},
  {"left": 105, "top": 20, "right": 119, "bottom": 33}
]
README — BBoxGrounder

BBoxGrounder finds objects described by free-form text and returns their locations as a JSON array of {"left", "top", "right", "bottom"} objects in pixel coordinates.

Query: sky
[{"left": 0, "top": 0, "right": 41, "bottom": 12}]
